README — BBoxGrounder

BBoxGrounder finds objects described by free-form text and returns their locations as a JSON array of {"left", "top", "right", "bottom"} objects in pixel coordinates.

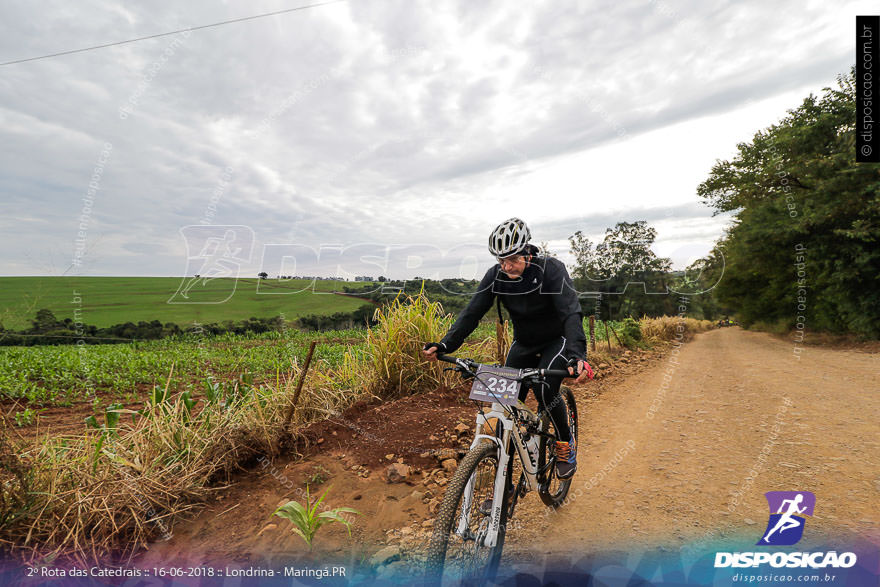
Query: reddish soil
[
  {"left": 129, "top": 345, "right": 659, "bottom": 577},
  {"left": 131, "top": 384, "right": 480, "bottom": 568},
  {"left": 1, "top": 389, "right": 147, "bottom": 442}
]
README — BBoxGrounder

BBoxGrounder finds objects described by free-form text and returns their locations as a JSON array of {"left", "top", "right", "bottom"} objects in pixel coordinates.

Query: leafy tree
[
  {"left": 568, "top": 222, "right": 674, "bottom": 319},
  {"left": 257, "top": 271, "right": 268, "bottom": 279},
  {"left": 697, "top": 69, "right": 880, "bottom": 337},
  {"left": 672, "top": 244, "right": 727, "bottom": 320},
  {"left": 567, "top": 231, "right": 597, "bottom": 281},
  {"left": 538, "top": 240, "right": 558, "bottom": 258},
  {"left": 30, "top": 309, "right": 60, "bottom": 333}
]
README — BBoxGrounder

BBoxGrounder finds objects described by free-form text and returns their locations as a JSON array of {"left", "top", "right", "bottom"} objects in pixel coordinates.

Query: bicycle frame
[
  {"left": 436, "top": 352, "right": 572, "bottom": 551},
  {"left": 455, "top": 401, "right": 541, "bottom": 548}
]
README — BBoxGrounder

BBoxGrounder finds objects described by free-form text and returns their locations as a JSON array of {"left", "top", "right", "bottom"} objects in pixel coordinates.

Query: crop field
[
  {"left": 0, "top": 328, "right": 369, "bottom": 408},
  {"left": 0, "top": 276, "right": 373, "bottom": 329},
  {"left": 0, "top": 314, "right": 654, "bottom": 410}
]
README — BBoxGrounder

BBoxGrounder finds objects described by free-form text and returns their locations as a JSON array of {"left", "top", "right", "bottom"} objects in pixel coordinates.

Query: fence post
[
  {"left": 496, "top": 319, "right": 510, "bottom": 364},
  {"left": 283, "top": 340, "right": 317, "bottom": 429},
  {"left": 603, "top": 320, "right": 612, "bottom": 352},
  {"left": 589, "top": 315, "right": 596, "bottom": 352}
]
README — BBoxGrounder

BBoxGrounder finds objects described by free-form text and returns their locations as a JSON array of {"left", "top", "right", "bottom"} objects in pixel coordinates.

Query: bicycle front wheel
[{"left": 424, "top": 441, "right": 512, "bottom": 586}]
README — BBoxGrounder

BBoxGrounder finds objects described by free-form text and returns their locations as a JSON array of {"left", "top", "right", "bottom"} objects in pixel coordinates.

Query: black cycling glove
[{"left": 423, "top": 342, "right": 447, "bottom": 353}]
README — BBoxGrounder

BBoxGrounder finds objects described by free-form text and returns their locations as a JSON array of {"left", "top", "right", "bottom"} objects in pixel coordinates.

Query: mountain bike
[{"left": 424, "top": 354, "right": 579, "bottom": 586}]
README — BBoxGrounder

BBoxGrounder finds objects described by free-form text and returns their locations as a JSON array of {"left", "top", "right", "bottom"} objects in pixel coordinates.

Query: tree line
[
  {"left": 566, "top": 220, "right": 720, "bottom": 321},
  {"left": 342, "top": 249, "right": 720, "bottom": 322},
  {"left": 0, "top": 307, "right": 377, "bottom": 346},
  {"left": 690, "top": 69, "right": 879, "bottom": 338}
]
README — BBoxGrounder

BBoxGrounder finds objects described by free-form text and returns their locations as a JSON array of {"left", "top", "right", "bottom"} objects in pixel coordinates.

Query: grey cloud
[
  {"left": 120, "top": 242, "right": 165, "bottom": 255},
  {"left": 0, "top": 0, "right": 855, "bottom": 276},
  {"left": 531, "top": 202, "right": 724, "bottom": 239}
]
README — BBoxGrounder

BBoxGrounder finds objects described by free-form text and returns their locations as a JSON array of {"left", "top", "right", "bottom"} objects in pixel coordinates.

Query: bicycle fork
[{"left": 455, "top": 403, "right": 538, "bottom": 548}]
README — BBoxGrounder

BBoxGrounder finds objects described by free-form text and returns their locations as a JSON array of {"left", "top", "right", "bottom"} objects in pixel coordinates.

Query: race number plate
[{"left": 468, "top": 365, "right": 522, "bottom": 405}]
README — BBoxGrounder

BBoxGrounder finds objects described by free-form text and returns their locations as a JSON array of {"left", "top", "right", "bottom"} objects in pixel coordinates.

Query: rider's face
[{"left": 498, "top": 255, "right": 528, "bottom": 278}]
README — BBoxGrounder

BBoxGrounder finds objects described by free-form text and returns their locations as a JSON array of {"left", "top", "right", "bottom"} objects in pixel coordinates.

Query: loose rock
[
  {"left": 370, "top": 545, "right": 401, "bottom": 567},
  {"left": 434, "top": 448, "right": 458, "bottom": 461},
  {"left": 386, "top": 463, "right": 411, "bottom": 483}
]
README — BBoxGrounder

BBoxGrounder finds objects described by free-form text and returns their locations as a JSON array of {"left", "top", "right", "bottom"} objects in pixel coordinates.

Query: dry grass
[
  {"left": 639, "top": 315, "right": 715, "bottom": 343},
  {"left": 585, "top": 346, "right": 614, "bottom": 367},
  {"left": 359, "top": 292, "right": 493, "bottom": 397},
  {"left": 359, "top": 292, "right": 453, "bottom": 398},
  {"left": 0, "top": 362, "right": 364, "bottom": 564},
  {"left": 583, "top": 316, "right": 715, "bottom": 365}
]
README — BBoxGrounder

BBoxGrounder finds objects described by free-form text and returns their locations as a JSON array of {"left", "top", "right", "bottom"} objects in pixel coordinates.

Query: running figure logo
[
  {"left": 758, "top": 491, "right": 815, "bottom": 546},
  {"left": 168, "top": 225, "right": 254, "bottom": 304}
]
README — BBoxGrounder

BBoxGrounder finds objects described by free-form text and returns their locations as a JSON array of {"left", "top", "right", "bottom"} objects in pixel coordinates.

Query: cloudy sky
[{"left": 0, "top": 0, "right": 867, "bottom": 279}]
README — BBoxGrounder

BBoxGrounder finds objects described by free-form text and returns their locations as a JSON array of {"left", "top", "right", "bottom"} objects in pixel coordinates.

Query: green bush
[{"left": 620, "top": 317, "right": 643, "bottom": 347}]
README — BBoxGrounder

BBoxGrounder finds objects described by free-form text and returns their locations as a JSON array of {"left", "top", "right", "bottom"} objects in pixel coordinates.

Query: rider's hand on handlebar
[
  {"left": 567, "top": 358, "right": 594, "bottom": 383},
  {"left": 421, "top": 342, "right": 447, "bottom": 361}
]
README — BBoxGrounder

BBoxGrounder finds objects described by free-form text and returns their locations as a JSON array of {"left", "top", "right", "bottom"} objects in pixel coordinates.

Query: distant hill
[{"left": 0, "top": 276, "right": 371, "bottom": 329}]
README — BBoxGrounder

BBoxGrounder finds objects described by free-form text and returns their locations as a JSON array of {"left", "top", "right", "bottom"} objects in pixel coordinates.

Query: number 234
[{"left": 485, "top": 377, "right": 517, "bottom": 393}]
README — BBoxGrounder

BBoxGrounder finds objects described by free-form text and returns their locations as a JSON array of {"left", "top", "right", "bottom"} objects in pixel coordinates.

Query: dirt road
[{"left": 508, "top": 327, "right": 879, "bottom": 558}]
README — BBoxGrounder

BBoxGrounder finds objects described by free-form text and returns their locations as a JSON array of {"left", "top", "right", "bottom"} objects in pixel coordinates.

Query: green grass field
[{"left": 0, "top": 276, "right": 374, "bottom": 329}]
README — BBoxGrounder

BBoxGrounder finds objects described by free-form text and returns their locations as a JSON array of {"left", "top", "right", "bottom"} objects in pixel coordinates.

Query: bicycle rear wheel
[
  {"left": 537, "top": 385, "right": 578, "bottom": 508},
  {"left": 424, "top": 440, "right": 513, "bottom": 586}
]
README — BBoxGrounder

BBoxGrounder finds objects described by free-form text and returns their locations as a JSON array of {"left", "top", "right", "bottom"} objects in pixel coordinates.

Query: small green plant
[
  {"left": 179, "top": 390, "right": 198, "bottom": 423},
  {"left": 13, "top": 408, "right": 37, "bottom": 427},
  {"left": 272, "top": 485, "right": 359, "bottom": 548},
  {"left": 150, "top": 383, "right": 170, "bottom": 407},
  {"left": 84, "top": 402, "right": 124, "bottom": 436},
  {"left": 307, "top": 464, "right": 331, "bottom": 485}
]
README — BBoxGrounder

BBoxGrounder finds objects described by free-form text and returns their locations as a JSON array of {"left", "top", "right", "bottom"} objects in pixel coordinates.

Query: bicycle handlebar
[{"left": 436, "top": 353, "right": 574, "bottom": 379}]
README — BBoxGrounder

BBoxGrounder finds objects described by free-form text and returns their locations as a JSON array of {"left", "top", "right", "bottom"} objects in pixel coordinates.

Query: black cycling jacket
[{"left": 440, "top": 255, "right": 587, "bottom": 360}]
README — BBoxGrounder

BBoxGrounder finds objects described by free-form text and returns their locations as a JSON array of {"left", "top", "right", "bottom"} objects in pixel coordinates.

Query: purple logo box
[{"left": 765, "top": 491, "right": 816, "bottom": 517}]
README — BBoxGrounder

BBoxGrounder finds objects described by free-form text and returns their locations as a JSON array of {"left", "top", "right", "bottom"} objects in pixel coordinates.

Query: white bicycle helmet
[{"left": 488, "top": 217, "right": 531, "bottom": 258}]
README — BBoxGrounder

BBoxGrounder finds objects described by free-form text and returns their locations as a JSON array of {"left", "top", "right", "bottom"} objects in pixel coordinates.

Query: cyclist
[{"left": 422, "top": 217, "right": 592, "bottom": 479}]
